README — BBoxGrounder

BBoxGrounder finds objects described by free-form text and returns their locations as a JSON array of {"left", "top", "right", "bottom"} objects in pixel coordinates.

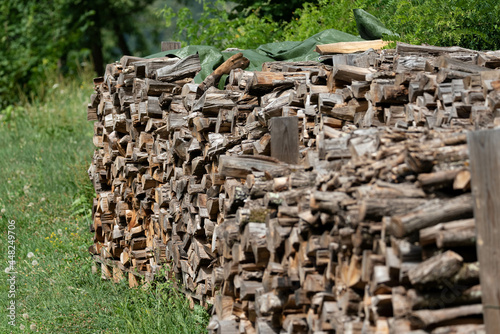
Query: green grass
[{"left": 0, "top": 71, "right": 209, "bottom": 333}]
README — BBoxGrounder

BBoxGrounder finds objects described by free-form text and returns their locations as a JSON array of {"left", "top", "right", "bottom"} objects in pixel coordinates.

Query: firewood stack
[{"left": 86, "top": 42, "right": 500, "bottom": 333}]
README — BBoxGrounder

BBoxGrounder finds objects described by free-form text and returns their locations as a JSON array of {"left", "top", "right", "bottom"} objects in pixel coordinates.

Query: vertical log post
[
  {"left": 468, "top": 129, "right": 500, "bottom": 334},
  {"left": 270, "top": 116, "right": 299, "bottom": 164}
]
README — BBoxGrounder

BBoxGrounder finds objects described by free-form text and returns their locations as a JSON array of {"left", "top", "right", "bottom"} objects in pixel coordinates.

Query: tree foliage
[
  {"left": 229, "top": 0, "right": 313, "bottom": 22},
  {"left": 378, "top": 0, "right": 500, "bottom": 51},
  {"left": 281, "top": 0, "right": 362, "bottom": 41},
  {"left": 0, "top": 0, "right": 166, "bottom": 110},
  {"left": 162, "top": 0, "right": 282, "bottom": 50},
  {"left": 0, "top": 1, "right": 77, "bottom": 108},
  {"left": 162, "top": 0, "right": 500, "bottom": 52},
  {"left": 3, "top": 0, "right": 499, "bottom": 110}
]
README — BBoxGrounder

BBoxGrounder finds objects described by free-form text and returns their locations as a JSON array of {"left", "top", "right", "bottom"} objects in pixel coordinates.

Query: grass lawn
[{"left": 0, "top": 72, "right": 209, "bottom": 333}]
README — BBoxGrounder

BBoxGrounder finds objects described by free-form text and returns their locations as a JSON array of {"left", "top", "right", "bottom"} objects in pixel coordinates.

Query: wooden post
[
  {"left": 161, "top": 41, "right": 182, "bottom": 52},
  {"left": 467, "top": 129, "right": 500, "bottom": 334},
  {"left": 270, "top": 116, "right": 299, "bottom": 164}
]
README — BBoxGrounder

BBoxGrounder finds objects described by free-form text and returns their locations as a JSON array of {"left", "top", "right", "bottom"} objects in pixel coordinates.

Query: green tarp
[
  {"left": 145, "top": 9, "right": 395, "bottom": 85},
  {"left": 353, "top": 9, "right": 397, "bottom": 40}
]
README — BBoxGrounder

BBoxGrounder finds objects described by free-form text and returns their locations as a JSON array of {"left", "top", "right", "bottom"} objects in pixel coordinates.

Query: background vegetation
[
  {"left": 0, "top": 0, "right": 202, "bottom": 109},
  {"left": 2, "top": 0, "right": 499, "bottom": 110},
  {"left": 164, "top": 0, "right": 500, "bottom": 51},
  {"left": 1, "top": 0, "right": 499, "bottom": 332}
]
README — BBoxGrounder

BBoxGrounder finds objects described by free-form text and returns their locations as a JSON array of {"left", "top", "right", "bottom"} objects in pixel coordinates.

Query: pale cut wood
[
  {"left": 330, "top": 64, "right": 373, "bottom": 83},
  {"left": 431, "top": 324, "right": 485, "bottom": 334},
  {"left": 315, "top": 40, "right": 390, "bottom": 55},
  {"left": 453, "top": 170, "right": 471, "bottom": 191},
  {"left": 410, "top": 304, "right": 483, "bottom": 329}
]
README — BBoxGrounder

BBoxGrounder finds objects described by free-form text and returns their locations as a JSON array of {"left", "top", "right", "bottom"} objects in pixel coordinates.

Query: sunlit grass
[{"left": 0, "top": 70, "right": 209, "bottom": 333}]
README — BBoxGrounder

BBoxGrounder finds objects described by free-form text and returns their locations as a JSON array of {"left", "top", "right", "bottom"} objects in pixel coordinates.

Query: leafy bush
[
  {"left": 378, "top": 0, "right": 500, "bottom": 50},
  {"left": 1, "top": 0, "right": 167, "bottom": 111},
  {"left": 0, "top": 1, "right": 82, "bottom": 109},
  {"left": 282, "top": 0, "right": 362, "bottom": 41},
  {"left": 161, "top": 0, "right": 378, "bottom": 49},
  {"left": 230, "top": 0, "right": 314, "bottom": 22},
  {"left": 162, "top": 0, "right": 283, "bottom": 49},
  {"left": 162, "top": 0, "right": 500, "bottom": 52},
  {"left": 283, "top": 0, "right": 500, "bottom": 50}
]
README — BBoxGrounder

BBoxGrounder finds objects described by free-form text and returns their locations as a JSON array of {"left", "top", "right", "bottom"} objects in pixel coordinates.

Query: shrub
[
  {"left": 379, "top": 0, "right": 500, "bottom": 50},
  {"left": 162, "top": 0, "right": 283, "bottom": 50},
  {"left": 162, "top": 0, "right": 500, "bottom": 52},
  {"left": 282, "top": 0, "right": 363, "bottom": 41}
]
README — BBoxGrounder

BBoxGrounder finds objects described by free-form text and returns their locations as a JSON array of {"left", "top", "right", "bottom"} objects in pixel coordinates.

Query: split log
[
  {"left": 408, "top": 251, "right": 463, "bottom": 286},
  {"left": 315, "top": 40, "right": 390, "bottom": 55},
  {"left": 419, "top": 219, "right": 475, "bottom": 248},
  {"left": 390, "top": 194, "right": 474, "bottom": 237},
  {"left": 198, "top": 53, "right": 250, "bottom": 94},
  {"left": 155, "top": 54, "right": 201, "bottom": 82},
  {"left": 218, "top": 155, "right": 288, "bottom": 179},
  {"left": 409, "top": 304, "right": 483, "bottom": 329}
]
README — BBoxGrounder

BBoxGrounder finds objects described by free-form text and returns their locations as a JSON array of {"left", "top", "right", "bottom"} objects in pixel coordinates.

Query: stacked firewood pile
[{"left": 86, "top": 41, "right": 500, "bottom": 333}]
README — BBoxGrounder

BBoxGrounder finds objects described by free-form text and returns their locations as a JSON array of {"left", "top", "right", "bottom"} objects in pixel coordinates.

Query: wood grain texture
[
  {"left": 197, "top": 52, "right": 250, "bottom": 94},
  {"left": 86, "top": 43, "right": 500, "bottom": 333},
  {"left": 468, "top": 129, "right": 500, "bottom": 334},
  {"left": 161, "top": 41, "right": 181, "bottom": 52},
  {"left": 269, "top": 116, "right": 299, "bottom": 164},
  {"left": 315, "top": 39, "right": 390, "bottom": 55}
]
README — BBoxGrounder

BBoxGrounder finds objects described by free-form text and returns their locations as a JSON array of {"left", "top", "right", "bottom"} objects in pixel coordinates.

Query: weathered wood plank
[
  {"left": 218, "top": 155, "right": 288, "bottom": 179},
  {"left": 269, "top": 116, "right": 299, "bottom": 164},
  {"left": 161, "top": 41, "right": 181, "bottom": 51},
  {"left": 468, "top": 129, "right": 500, "bottom": 334}
]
